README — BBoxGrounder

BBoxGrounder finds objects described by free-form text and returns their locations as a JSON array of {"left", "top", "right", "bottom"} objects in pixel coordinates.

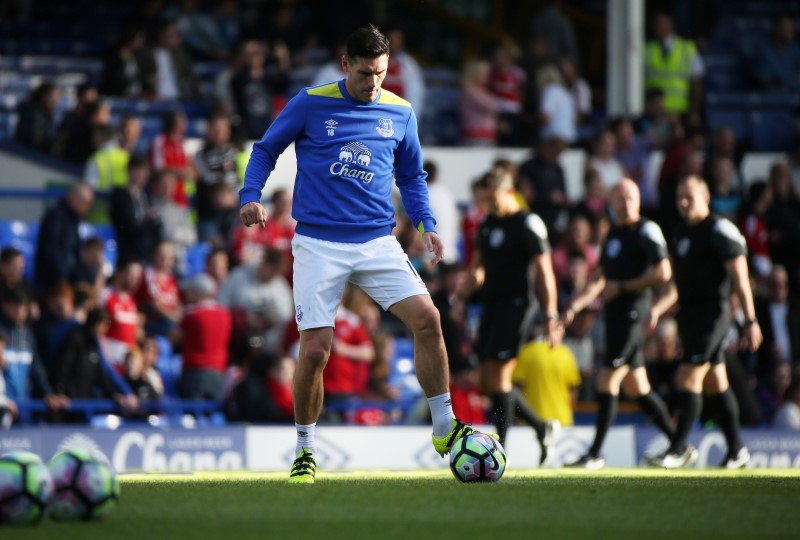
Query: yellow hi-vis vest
[
  {"left": 644, "top": 38, "right": 696, "bottom": 114},
  {"left": 88, "top": 146, "right": 130, "bottom": 224}
]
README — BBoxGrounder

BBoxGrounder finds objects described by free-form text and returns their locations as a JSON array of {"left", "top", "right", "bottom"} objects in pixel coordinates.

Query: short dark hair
[
  {"left": 346, "top": 24, "right": 390, "bottom": 60},
  {"left": 0, "top": 247, "right": 22, "bottom": 264}
]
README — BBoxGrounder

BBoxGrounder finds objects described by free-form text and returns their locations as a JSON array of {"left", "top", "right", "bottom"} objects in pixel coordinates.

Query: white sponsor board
[{"left": 244, "top": 425, "right": 638, "bottom": 470}]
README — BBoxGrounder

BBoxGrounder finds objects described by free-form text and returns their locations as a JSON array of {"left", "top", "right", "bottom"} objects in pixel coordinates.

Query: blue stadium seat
[
  {"left": 388, "top": 337, "right": 424, "bottom": 400},
  {"left": 706, "top": 107, "right": 749, "bottom": 143},
  {"left": 0, "top": 220, "right": 39, "bottom": 281},
  {"left": 749, "top": 110, "right": 795, "bottom": 152},
  {"left": 184, "top": 242, "right": 212, "bottom": 277}
]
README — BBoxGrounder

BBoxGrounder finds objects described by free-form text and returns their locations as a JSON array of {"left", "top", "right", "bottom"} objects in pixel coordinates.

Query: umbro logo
[{"left": 325, "top": 119, "right": 338, "bottom": 136}]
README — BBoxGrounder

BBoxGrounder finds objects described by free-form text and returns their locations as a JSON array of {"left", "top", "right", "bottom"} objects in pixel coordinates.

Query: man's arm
[
  {"left": 605, "top": 258, "right": 672, "bottom": 301},
  {"left": 563, "top": 265, "right": 606, "bottom": 325},
  {"left": 533, "top": 251, "right": 562, "bottom": 346},
  {"left": 645, "top": 280, "right": 679, "bottom": 332},
  {"left": 394, "top": 110, "right": 436, "bottom": 237},
  {"left": 725, "top": 255, "right": 763, "bottom": 352}
]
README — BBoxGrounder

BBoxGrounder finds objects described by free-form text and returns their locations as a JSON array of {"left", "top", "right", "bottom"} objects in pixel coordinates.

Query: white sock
[
  {"left": 295, "top": 423, "right": 316, "bottom": 455},
  {"left": 428, "top": 393, "right": 455, "bottom": 438}
]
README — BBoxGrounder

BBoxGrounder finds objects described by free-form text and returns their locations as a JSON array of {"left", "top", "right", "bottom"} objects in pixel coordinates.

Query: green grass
[{"left": 8, "top": 469, "right": 800, "bottom": 540}]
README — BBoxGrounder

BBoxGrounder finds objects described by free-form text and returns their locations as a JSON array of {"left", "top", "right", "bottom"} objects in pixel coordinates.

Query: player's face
[
  {"left": 676, "top": 180, "right": 710, "bottom": 223},
  {"left": 343, "top": 54, "right": 389, "bottom": 103},
  {"left": 610, "top": 183, "right": 640, "bottom": 224}
]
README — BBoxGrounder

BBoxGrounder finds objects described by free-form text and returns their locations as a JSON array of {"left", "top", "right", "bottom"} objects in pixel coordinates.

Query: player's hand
[
  {"left": 240, "top": 202, "right": 267, "bottom": 228},
  {"left": 643, "top": 309, "right": 659, "bottom": 333},
  {"left": 422, "top": 232, "right": 444, "bottom": 265},
  {"left": 561, "top": 307, "right": 576, "bottom": 327},
  {"left": 546, "top": 318, "right": 564, "bottom": 347},
  {"left": 741, "top": 321, "right": 763, "bottom": 352}
]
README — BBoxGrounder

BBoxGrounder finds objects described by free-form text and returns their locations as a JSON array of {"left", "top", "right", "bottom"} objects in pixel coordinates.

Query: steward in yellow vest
[{"left": 84, "top": 125, "right": 130, "bottom": 223}]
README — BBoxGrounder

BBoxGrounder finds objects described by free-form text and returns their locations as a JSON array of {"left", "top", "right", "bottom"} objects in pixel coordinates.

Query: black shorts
[
  {"left": 603, "top": 309, "right": 645, "bottom": 369},
  {"left": 475, "top": 298, "right": 529, "bottom": 363},
  {"left": 678, "top": 306, "right": 730, "bottom": 366}
]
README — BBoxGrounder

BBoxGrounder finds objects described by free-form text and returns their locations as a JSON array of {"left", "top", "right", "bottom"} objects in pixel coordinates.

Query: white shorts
[{"left": 292, "top": 233, "right": 429, "bottom": 330}]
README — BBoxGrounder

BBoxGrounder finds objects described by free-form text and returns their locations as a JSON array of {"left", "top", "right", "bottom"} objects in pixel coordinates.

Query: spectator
[
  {"left": 449, "top": 362, "right": 487, "bottom": 425},
  {"left": 424, "top": 161, "right": 460, "bottom": 265},
  {"left": 119, "top": 115, "right": 145, "bottom": 157},
  {"left": 460, "top": 178, "right": 486, "bottom": 268},
  {"left": 194, "top": 114, "right": 240, "bottom": 244},
  {"left": 489, "top": 42, "right": 526, "bottom": 147},
  {"left": 14, "top": 81, "right": 61, "bottom": 154},
  {"left": 703, "top": 127, "right": 743, "bottom": 195},
  {"left": 110, "top": 155, "right": 162, "bottom": 264},
  {"left": 53, "top": 307, "right": 138, "bottom": 414},
  {"left": 754, "top": 14, "right": 800, "bottom": 92},
  {"left": 0, "top": 287, "right": 69, "bottom": 415},
  {"left": 741, "top": 181, "right": 773, "bottom": 278},
  {"left": 227, "top": 351, "right": 294, "bottom": 423},
  {"left": 140, "top": 336, "right": 165, "bottom": 398},
  {"left": 757, "top": 361, "right": 792, "bottom": 426},
  {"left": 137, "top": 241, "right": 182, "bottom": 337},
  {"left": 755, "top": 265, "right": 793, "bottom": 370},
  {"left": 383, "top": 27, "right": 426, "bottom": 114},
  {"left": 149, "top": 109, "right": 195, "bottom": 207},
  {"left": 149, "top": 170, "right": 198, "bottom": 274},
  {"left": 0, "top": 333, "right": 16, "bottom": 427},
  {"left": 517, "top": 136, "right": 569, "bottom": 240},
  {"left": 0, "top": 247, "right": 32, "bottom": 303},
  {"left": 123, "top": 345, "right": 161, "bottom": 402},
  {"left": 432, "top": 262, "right": 469, "bottom": 373},
  {"left": 101, "top": 260, "right": 143, "bottom": 371},
  {"left": 230, "top": 187, "right": 296, "bottom": 274},
  {"left": 613, "top": 117, "right": 656, "bottom": 210},
  {"left": 311, "top": 40, "right": 347, "bottom": 87},
  {"left": 773, "top": 379, "right": 800, "bottom": 429},
  {"left": 100, "top": 23, "right": 145, "bottom": 97},
  {"left": 174, "top": 273, "right": 232, "bottom": 400},
  {"left": 176, "top": 0, "right": 238, "bottom": 61},
  {"left": 69, "top": 236, "right": 106, "bottom": 294},
  {"left": 551, "top": 213, "right": 600, "bottom": 285},
  {"left": 205, "top": 248, "right": 230, "bottom": 290},
  {"left": 530, "top": 0, "right": 580, "bottom": 67},
  {"left": 459, "top": 60, "right": 498, "bottom": 146},
  {"left": 586, "top": 128, "right": 625, "bottom": 190},
  {"left": 644, "top": 12, "right": 704, "bottom": 126},
  {"left": 537, "top": 64, "right": 577, "bottom": 144},
  {"left": 645, "top": 316, "right": 680, "bottom": 406},
  {"left": 560, "top": 56, "right": 592, "bottom": 127},
  {"left": 231, "top": 39, "right": 291, "bottom": 139},
  {"left": 217, "top": 250, "right": 293, "bottom": 355},
  {"left": 635, "top": 88, "right": 673, "bottom": 150},
  {"left": 573, "top": 168, "right": 610, "bottom": 227},
  {"left": 34, "top": 183, "right": 94, "bottom": 294},
  {"left": 83, "top": 124, "right": 130, "bottom": 198},
  {"left": 33, "top": 281, "right": 77, "bottom": 372},
  {"left": 137, "top": 19, "right": 199, "bottom": 101},
  {"left": 60, "top": 99, "right": 111, "bottom": 164},
  {"left": 513, "top": 326, "right": 581, "bottom": 427},
  {"left": 708, "top": 157, "right": 744, "bottom": 222}
]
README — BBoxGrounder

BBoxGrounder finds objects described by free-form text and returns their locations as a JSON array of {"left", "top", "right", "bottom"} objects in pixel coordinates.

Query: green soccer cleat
[
  {"left": 288, "top": 448, "right": 316, "bottom": 484},
  {"left": 432, "top": 418, "right": 499, "bottom": 457}
]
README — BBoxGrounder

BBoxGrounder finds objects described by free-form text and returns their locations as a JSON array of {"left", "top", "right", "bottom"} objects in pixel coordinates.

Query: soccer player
[
  {"left": 563, "top": 179, "right": 675, "bottom": 469},
  {"left": 465, "top": 168, "right": 561, "bottom": 464},
  {"left": 647, "top": 175, "right": 762, "bottom": 468},
  {"left": 240, "top": 25, "right": 492, "bottom": 484}
]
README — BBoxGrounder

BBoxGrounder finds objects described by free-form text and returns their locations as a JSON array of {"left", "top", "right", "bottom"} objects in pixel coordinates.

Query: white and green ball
[
  {"left": 449, "top": 432, "right": 507, "bottom": 483},
  {"left": 0, "top": 451, "right": 54, "bottom": 525},
  {"left": 48, "top": 448, "right": 120, "bottom": 521}
]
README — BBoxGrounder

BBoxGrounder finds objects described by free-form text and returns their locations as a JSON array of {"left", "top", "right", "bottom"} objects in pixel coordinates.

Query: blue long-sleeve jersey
[{"left": 240, "top": 79, "right": 436, "bottom": 243}]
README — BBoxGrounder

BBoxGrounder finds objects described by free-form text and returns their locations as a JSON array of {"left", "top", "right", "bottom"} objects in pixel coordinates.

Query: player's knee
[
  {"left": 408, "top": 305, "right": 442, "bottom": 338},
  {"left": 301, "top": 342, "right": 330, "bottom": 370}
]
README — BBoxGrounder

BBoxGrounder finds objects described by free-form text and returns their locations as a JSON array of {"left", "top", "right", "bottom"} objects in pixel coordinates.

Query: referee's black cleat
[
  {"left": 721, "top": 447, "right": 750, "bottom": 469},
  {"left": 565, "top": 454, "right": 605, "bottom": 470}
]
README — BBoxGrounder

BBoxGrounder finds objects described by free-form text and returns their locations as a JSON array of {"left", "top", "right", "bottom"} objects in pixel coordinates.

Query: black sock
[
  {"left": 710, "top": 388, "right": 743, "bottom": 455},
  {"left": 669, "top": 391, "right": 702, "bottom": 453},
  {"left": 490, "top": 392, "right": 514, "bottom": 446},
  {"left": 589, "top": 393, "right": 617, "bottom": 458},
  {"left": 638, "top": 391, "right": 675, "bottom": 439},
  {"left": 510, "top": 387, "right": 545, "bottom": 436}
]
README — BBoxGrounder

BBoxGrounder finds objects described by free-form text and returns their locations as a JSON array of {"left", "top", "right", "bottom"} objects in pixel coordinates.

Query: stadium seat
[
  {"left": 388, "top": 337, "right": 424, "bottom": 400},
  {"left": 0, "top": 220, "right": 39, "bottom": 281},
  {"left": 184, "top": 242, "right": 212, "bottom": 277},
  {"left": 705, "top": 107, "right": 749, "bottom": 143},
  {"left": 749, "top": 110, "right": 795, "bottom": 152}
]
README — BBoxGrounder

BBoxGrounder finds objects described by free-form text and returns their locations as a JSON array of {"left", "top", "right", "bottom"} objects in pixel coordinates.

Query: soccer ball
[
  {"left": 48, "top": 448, "right": 120, "bottom": 521},
  {"left": 0, "top": 451, "right": 54, "bottom": 525},
  {"left": 449, "top": 432, "right": 507, "bottom": 483}
]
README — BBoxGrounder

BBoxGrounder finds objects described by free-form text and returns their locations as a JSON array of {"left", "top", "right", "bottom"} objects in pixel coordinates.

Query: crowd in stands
[{"left": 1, "top": 1, "right": 800, "bottom": 430}]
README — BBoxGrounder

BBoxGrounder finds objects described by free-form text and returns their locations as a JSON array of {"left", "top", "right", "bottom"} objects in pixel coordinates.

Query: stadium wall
[{"left": 2, "top": 426, "right": 798, "bottom": 472}]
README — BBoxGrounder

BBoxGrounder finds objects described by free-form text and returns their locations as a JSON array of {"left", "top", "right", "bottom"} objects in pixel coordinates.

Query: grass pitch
[{"left": 8, "top": 468, "right": 800, "bottom": 540}]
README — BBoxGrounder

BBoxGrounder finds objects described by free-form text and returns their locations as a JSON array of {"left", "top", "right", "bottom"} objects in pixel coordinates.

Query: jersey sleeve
[
  {"left": 711, "top": 217, "right": 747, "bottom": 261},
  {"left": 523, "top": 213, "right": 551, "bottom": 257},
  {"left": 639, "top": 220, "right": 669, "bottom": 263},
  {"left": 394, "top": 109, "right": 436, "bottom": 233},
  {"left": 239, "top": 91, "right": 308, "bottom": 206}
]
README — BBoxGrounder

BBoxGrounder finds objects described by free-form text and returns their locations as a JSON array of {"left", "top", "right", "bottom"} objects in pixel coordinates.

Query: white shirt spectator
[
  {"left": 774, "top": 400, "right": 800, "bottom": 429},
  {"left": 154, "top": 48, "right": 180, "bottom": 100},
  {"left": 540, "top": 82, "right": 576, "bottom": 143},
  {"left": 588, "top": 155, "right": 625, "bottom": 190}
]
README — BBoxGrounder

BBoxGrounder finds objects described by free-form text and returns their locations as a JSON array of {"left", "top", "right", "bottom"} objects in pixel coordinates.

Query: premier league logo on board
[
  {"left": 376, "top": 118, "right": 394, "bottom": 137},
  {"left": 330, "top": 142, "right": 375, "bottom": 184}
]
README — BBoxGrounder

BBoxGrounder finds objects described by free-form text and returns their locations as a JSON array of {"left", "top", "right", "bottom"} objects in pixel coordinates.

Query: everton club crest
[{"left": 376, "top": 118, "right": 394, "bottom": 137}]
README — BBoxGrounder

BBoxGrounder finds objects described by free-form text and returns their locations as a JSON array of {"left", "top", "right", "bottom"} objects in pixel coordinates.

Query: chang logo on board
[{"left": 330, "top": 141, "right": 374, "bottom": 184}]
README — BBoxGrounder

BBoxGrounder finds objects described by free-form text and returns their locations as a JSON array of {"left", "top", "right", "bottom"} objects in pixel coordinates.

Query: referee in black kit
[
  {"left": 563, "top": 179, "right": 675, "bottom": 469},
  {"left": 648, "top": 175, "right": 763, "bottom": 469}
]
